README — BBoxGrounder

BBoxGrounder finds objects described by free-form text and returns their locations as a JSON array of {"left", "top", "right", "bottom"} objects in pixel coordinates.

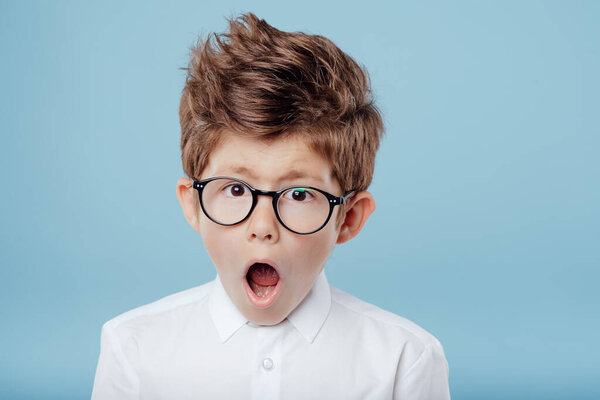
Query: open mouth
[{"left": 244, "top": 262, "right": 282, "bottom": 309}]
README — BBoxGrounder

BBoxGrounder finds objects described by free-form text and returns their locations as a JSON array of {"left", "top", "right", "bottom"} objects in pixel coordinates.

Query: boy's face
[{"left": 183, "top": 133, "right": 345, "bottom": 325}]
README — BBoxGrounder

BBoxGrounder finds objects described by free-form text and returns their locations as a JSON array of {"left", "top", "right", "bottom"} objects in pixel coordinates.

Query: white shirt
[{"left": 91, "top": 270, "right": 450, "bottom": 399}]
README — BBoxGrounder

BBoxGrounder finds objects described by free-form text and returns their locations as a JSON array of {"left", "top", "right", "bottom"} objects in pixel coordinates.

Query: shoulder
[
  {"left": 102, "top": 279, "right": 215, "bottom": 334},
  {"left": 329, "top": 286, "right": 449, "bottom": 385},
  {"left": 329, "top": 285, "right": 446, "bottom": 361}
]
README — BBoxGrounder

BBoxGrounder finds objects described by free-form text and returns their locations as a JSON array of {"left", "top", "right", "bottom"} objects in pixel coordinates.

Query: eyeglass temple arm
[{"left": 339, "top": 191, "right": 356, "bottom": 204}]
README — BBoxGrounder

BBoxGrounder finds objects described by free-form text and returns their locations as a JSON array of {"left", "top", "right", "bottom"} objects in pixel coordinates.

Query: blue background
[{"left": 1, "top": 1, "right": 598, "bottom": 399}]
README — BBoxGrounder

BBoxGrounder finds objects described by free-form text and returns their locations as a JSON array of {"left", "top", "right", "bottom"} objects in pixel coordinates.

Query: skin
[{"left": 176, "top": 132, "right": 375, "bottom": 326}]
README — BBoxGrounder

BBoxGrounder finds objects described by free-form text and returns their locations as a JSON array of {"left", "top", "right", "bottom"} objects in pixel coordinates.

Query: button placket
[{"left": 251, "top": 323, "right": 286, "bottom": 400}]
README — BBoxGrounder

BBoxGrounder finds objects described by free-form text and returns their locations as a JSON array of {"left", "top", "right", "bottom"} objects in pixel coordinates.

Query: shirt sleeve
[
  {"left": 393, "top": 340, "right": 451, "bottom": 400},
  {"left": 91, "top": 322, "right": 140, "bottom": 400}
]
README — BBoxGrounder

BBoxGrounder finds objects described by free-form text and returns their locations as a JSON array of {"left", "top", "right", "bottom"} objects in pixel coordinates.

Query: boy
[{"left": 92, "top": 12, "right": 450, "bottom": 399}]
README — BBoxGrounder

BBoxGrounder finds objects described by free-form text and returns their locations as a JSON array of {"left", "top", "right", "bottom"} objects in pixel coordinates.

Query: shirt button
[{"left": 262, "top": 357, "right": 274, "bottom": 370}]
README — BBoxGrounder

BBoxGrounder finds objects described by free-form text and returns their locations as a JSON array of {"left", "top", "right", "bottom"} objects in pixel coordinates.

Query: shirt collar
[
  {"left": 286, "top": 269, "right": 331, "bottom": 343},
  {"left": 207, "top": 273, "right": 248, "bottom": 343},
  {"left": 208, "top": 269, "right": 332, "bottom": 344}
]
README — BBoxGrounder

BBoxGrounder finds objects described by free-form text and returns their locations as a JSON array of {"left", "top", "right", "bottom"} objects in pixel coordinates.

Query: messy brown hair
[{"left": 179, "top": 12, "right": 384, "bottom": 208}]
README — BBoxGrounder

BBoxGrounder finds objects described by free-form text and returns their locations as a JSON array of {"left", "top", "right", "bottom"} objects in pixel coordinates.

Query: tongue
[{"left": 248, "top": 263, "right": 279, "bottom": 286}]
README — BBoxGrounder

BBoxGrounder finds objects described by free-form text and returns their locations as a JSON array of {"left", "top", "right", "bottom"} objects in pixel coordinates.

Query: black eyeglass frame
[{"left": 192, "top": 176, "right": 355, "bottom": 235}]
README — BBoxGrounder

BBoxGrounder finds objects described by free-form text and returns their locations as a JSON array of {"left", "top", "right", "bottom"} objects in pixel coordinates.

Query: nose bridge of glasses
[
  {"left": 252, "top": 188, "right": 279, "bottom": 207},
  {"left": 246, "top": 189, "right": 281, "bottom": 238},
  {"left": 251, "top": 188, "right": 279, "bottom": 214},
  {"left": 253, "top": 188, "right": 278, "bottom": 197}
]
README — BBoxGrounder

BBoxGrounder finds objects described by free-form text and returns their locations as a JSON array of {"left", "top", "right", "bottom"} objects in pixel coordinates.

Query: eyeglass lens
[{"left": 201, "top": 178, "right": 331, "bottom": 233}]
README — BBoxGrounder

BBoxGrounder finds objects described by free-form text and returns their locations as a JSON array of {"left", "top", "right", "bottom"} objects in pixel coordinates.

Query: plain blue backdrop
[{"left": 1, "top": 1, "right": 598, "bottom": 399}]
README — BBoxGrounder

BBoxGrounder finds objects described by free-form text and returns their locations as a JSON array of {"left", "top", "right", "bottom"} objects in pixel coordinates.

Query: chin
[{"left": 246, "top": 309, "right": 287, "bottom": 326}]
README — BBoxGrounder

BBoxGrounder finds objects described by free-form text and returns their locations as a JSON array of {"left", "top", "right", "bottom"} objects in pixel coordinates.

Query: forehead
[{"left": 203, "top": 132, "right": 336, "bottom": 188}]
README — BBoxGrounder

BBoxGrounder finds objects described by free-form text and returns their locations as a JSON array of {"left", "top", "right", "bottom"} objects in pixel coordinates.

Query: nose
[{"left": 246, "top": 195, "right": 280, "bottom": 242}]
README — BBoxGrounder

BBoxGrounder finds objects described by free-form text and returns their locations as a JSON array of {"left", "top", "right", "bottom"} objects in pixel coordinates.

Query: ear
[
  {"left": 176, "top": 177, "right": 201, "bottom": 234},
  {"left": 336, "top": 191, "right": 376, "bottom": 244}
]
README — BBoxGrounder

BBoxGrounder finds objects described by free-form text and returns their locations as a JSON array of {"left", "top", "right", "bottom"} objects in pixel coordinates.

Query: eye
[
  {"left": 284, "top": 188, "right": 314, "bottom": 202},
  {"left": 223, "top": 183, "right": 248, "bottom": 197}
]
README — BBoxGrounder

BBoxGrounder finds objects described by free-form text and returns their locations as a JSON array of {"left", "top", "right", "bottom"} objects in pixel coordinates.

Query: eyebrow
[{"left": 224, "top": 165, "right": 325, "bottom": 185}]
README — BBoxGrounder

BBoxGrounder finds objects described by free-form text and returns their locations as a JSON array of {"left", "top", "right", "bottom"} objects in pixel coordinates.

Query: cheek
[
  {"left": 199, "top": 221, "right": 239, "bottom": 273},
  {"left": 313, "top": 223, "right": 340, "bottom": 255},
  {"left": 290, "top": 231, "right": 337, "bottom": 271}
]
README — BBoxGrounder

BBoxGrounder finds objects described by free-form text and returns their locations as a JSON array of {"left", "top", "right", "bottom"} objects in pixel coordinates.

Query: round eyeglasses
[{"left": 192, "top": 177, "right": 355, "bottom": 235}]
